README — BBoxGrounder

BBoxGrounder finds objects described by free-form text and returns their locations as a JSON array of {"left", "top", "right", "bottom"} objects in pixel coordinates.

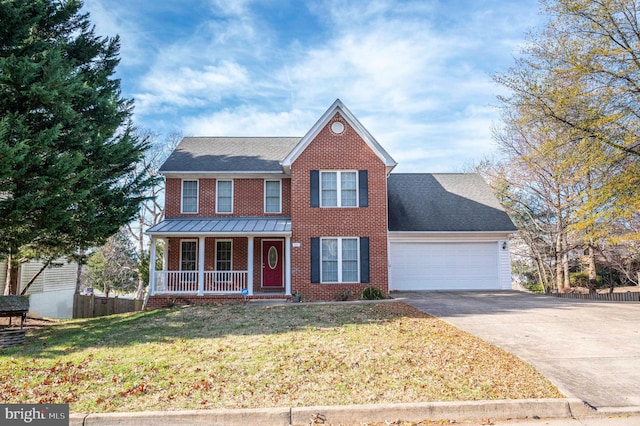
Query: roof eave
[
  {"left": 388, "top": 230, "right": 517, "bottom": 239},
  {"left": 147, "top": 230, "right": 292, "bottom": 237}
]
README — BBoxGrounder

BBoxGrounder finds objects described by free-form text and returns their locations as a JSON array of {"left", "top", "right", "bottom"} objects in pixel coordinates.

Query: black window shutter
[
  {"left": 310, "top": 170, "right": 319, "bottom": 207},
  {"left": 358, "top": 170, "right": 368, "bottom": 207},
  {"left": 311, "top": 237, "right": 320, "bottom": 283},
  {"left": 360, "top": 237, "right": 370, "bottom": 283}
]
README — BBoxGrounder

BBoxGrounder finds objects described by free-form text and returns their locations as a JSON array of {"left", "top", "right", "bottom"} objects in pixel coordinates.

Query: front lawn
[{"left": 0, "top": 302, "right": 562, "bottom": 412}]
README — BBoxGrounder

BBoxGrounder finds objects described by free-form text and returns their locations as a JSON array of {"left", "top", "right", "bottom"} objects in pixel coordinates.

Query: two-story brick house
[{"left": 146, "top": 99, "right": 516, "bottom": 307}]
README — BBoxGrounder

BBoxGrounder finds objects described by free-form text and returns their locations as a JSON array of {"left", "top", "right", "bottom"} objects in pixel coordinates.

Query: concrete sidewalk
[
  {"left": 395, "top": 291, "right": 640, "bottom": 410},
  {"left": 69, "top": 399, "right": 639, "bottom": 426}
]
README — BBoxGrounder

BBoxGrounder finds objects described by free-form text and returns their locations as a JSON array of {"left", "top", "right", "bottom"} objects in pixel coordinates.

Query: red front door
[{"left": 262, "top": 240, "right": 283, "bottom": 288}]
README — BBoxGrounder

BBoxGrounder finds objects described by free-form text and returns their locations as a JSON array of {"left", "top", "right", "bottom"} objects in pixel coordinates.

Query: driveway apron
[{"left": 394, "top": 291, "right": 640, "bottom": 409}]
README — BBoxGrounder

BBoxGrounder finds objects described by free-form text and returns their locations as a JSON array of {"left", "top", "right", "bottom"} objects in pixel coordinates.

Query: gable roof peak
[{"left": 281, "top": 99, "right": 397, "bottom": 173}]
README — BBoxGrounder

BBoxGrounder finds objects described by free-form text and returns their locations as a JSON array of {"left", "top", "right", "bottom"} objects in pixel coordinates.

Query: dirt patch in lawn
[
  {"left": 0, "top": 302, "right": 562, "bottom": 413},
  {"left": 0, "top": 316, "right": 59, "bottom": 330}
]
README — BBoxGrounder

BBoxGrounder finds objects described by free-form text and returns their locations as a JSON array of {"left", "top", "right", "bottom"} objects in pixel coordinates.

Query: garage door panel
[{"left": 390, "top": 242, "right": 499, "bottom": 291}]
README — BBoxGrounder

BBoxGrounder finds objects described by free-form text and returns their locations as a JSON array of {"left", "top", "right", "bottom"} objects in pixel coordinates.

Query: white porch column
[
  {"left": 247, "top": 236, "right": 254, "bottom": 295},
  {"left": 198, "top": 236, "right": 205, "bottom": 296},
  {"left": 149, "top": 237, "right": 157, "bottom": 296},
  {"left": 285, "top": 236, "right": 291, "bottom": 296},
  {"left": 162, "top": 238, "right": 168, "bottom": 272}
]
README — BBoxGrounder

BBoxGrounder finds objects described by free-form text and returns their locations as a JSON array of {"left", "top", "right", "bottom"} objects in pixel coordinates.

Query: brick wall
[
  {"left": 289, "top": 112, "right": 389, "bottom": 301},
  {"left": 159, "top": 111, "right": 389, "bottom": 302},
  {"left": 162, "top": 236, "right": 283, "bottom": 294},
  {"left": 165, "top": 177, "right": 291, "bottom": 218}
]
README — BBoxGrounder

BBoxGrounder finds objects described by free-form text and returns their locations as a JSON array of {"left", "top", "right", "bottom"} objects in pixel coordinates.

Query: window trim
[
  {"left": 216, "top": 179, "right": 234, "bottom": 214},
  {"left": 179, "top": 239, "right": 198, "bottom": 271},
  {"left": 319, "top": 170, "right": 358, "bottom": 208},
  {"left": 320, "top": 237, "right": 360, "bottom": 283},
  {"left": 264, "top": 179, "right": 282, "bottom": 214},
  {"left": 215, "top": 239, "right": 233, "bottom": 271},
  {"left": 181, "top": 179, "right": 199, "bottom": 214}
]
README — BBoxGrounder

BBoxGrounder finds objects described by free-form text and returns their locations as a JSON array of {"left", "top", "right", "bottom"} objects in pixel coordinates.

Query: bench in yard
[{"left": 0, "top": 295, "right": 29, "bottom": 329}]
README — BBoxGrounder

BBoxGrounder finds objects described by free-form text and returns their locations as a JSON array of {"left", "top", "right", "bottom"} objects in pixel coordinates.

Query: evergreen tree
[{"left": 0, "top": 1, "right": 153, "bottom": 269}]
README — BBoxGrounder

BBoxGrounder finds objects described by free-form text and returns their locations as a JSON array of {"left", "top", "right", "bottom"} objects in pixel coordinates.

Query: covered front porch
[{"left": 147, "top": 217, "right": 292, "bottom": 298}]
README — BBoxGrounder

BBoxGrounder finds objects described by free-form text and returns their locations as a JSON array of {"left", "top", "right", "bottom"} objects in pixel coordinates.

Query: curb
[{"left": 67, "top": 398, "right": 639, "bottom": 426}]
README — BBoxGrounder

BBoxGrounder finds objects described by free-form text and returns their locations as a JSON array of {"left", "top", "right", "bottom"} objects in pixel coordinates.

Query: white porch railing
[
  {"left": 204, "top": 271, "right": 247, "bottom": 293},
  {"left": 154, "top": 271, "right": 198, "bottom": 293},
  {"left": 153, "top": 271, "right": 248, "bottom": 294}
]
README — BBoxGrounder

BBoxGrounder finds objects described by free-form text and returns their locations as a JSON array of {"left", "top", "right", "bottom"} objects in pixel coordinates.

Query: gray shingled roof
[
  {"left": 159, "top": 137, "right": 301, "bottom": 173},
  {"left": 147, "top": 217, "right": 292, "bottom": 235},
  {"left": 387, "top": 173, "right": 517, "bottom": 232}
]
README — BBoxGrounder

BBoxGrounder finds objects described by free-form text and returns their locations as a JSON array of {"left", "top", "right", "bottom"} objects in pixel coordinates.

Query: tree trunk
[
  {"left": 534, "top": 255, "right": 549, "bottom": 293},
  {"left": 562, "top": 233, "right": 570, "bottom": 289},
  {"left": 20, "top": 258, "right": 52, "bottom": 295},
  {"left": 3, "top": 250, "right": 11, "bottom": 295},
  {"left": 133, "top": 214, "right": 146, "bottom": 300},
  {"left": 74, "top": 248, "right": 86, "bottom": 295},
  {"left": 75, "top": 262, "right": 83, "bottom": 294},
  {"left": 587, "top": 245, "right": 597, "bottom": 294},
  {"left": 555, "top": 233, "right": 565, "bottom": 292}
]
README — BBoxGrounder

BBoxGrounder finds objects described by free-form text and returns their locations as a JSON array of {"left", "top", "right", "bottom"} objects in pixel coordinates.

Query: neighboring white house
[{"left": 0, "top": 259, "right": 78, "bottom": 319}]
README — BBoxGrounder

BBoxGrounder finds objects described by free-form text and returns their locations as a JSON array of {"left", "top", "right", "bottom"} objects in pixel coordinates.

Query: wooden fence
[
  {"left": 73, "top": 294, "right": 144, "bottom": 319},
  {"left": 555, "top": 291, "right": 640, "bottom": 302}
]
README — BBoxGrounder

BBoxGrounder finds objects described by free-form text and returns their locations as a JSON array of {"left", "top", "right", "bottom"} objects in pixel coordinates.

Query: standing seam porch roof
[{"left": 147, "top": 217, "right": 292, "bottom": 235}]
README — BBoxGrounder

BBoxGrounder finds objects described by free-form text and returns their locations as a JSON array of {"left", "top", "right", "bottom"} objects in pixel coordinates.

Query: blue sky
[{"left": 82, "top": 0, "right": 544, "bottom": 173}]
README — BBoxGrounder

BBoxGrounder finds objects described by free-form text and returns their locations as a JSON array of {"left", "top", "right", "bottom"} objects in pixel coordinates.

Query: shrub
[
  {"left": 522, "top": 282, "right": 545, "bottom": 293},
  {"left": 335, "top": 289, "right": 351, "bottom": 301},
  {"left": 360, "top": 286, "right": 384, "bottom": 300},
  {"left": 570, "top": 272, "right": 602, "bottom": 288}
]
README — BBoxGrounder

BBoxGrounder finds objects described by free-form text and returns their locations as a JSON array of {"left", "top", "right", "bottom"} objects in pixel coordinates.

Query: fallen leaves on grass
[{"left": 0, "top": 302, "right": 562, "bottom": 412}]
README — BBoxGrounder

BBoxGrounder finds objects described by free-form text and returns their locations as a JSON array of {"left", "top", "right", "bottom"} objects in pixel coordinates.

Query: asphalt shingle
[
  {"left": 387, "top": 173, "right": 517, "bottom": 232},
  {"left": 159, "top": 137, "right": 301, "bottom": 173}
]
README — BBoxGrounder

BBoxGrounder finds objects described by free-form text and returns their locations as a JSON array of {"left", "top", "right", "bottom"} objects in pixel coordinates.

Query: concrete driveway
[{"left": 394, "top": 291, "right": 640, "bottom": 410}]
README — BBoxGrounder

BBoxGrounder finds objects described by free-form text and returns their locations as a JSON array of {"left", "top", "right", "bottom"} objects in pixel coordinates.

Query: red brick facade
[
  {"left": 289, "top": 113, "right": 389, "bottom": 301},
  {"left": 166, "top": 236, "right": 289, "bottom": 295},
  {"left": 165, "top": 178, "right": 291, "bottom": 217},
  {"left": 150, "top": 104, "right": 391, "bottom": 305}
]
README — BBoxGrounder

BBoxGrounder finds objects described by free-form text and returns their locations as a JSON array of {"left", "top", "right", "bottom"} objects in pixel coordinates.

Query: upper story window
[
  {"left": 216, "top": 180, "right": 233, "bottom": 213},
  {"left": 181, "top": 180, "right": 198, "bottom": 213},
  {"left": 320, "top": 171, "right": 357, "bottom": 207},
  {"left": 264, "top": 180, "right": 281, "bottom": 213}
]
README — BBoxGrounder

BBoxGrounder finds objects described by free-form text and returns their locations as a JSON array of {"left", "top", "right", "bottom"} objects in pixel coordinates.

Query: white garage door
[{"left": 389, "top": 242, "right": 499, "bottom": 291}]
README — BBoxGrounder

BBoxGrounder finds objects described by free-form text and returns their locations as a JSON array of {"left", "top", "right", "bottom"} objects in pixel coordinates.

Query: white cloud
[
  {"left": 82, "top": 0, "right": 150, "bottom": 67},
  {"left": 135, "top": 61, "right": 251, "bottom": 113},
  {"left": 83, "top": 0, "right": 544, "bottom": 172},
  {"left": 182, "top": 106, "right": 314, "bottom": 136}
]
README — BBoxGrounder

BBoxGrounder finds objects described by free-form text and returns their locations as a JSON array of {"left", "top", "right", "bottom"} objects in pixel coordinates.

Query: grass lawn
[{"left": 0, "top": 302, "right": 562, "bottom": 413}]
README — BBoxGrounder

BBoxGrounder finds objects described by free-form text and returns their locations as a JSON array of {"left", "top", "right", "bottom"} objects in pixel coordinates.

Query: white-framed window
[
  {"left": 180, "top": 240, "right": 197, "bottom": 271},
  {"left": 215, "top": 240, "right": 232, "bottom": 271},
  {"left": 181, "top": 180, "right": 198, "bottom": 213},
  {"left": 216, "top": 180, "right": 233, "bottom": 213},
  {"left": 320, "top": 171, "right": 357, "bottom": 207},
  {"left": 321, "top": 237, "right": 359, "bottom": 283},
  {"left": 264, "top": 179, "right": 282, "bottom": 213}
]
